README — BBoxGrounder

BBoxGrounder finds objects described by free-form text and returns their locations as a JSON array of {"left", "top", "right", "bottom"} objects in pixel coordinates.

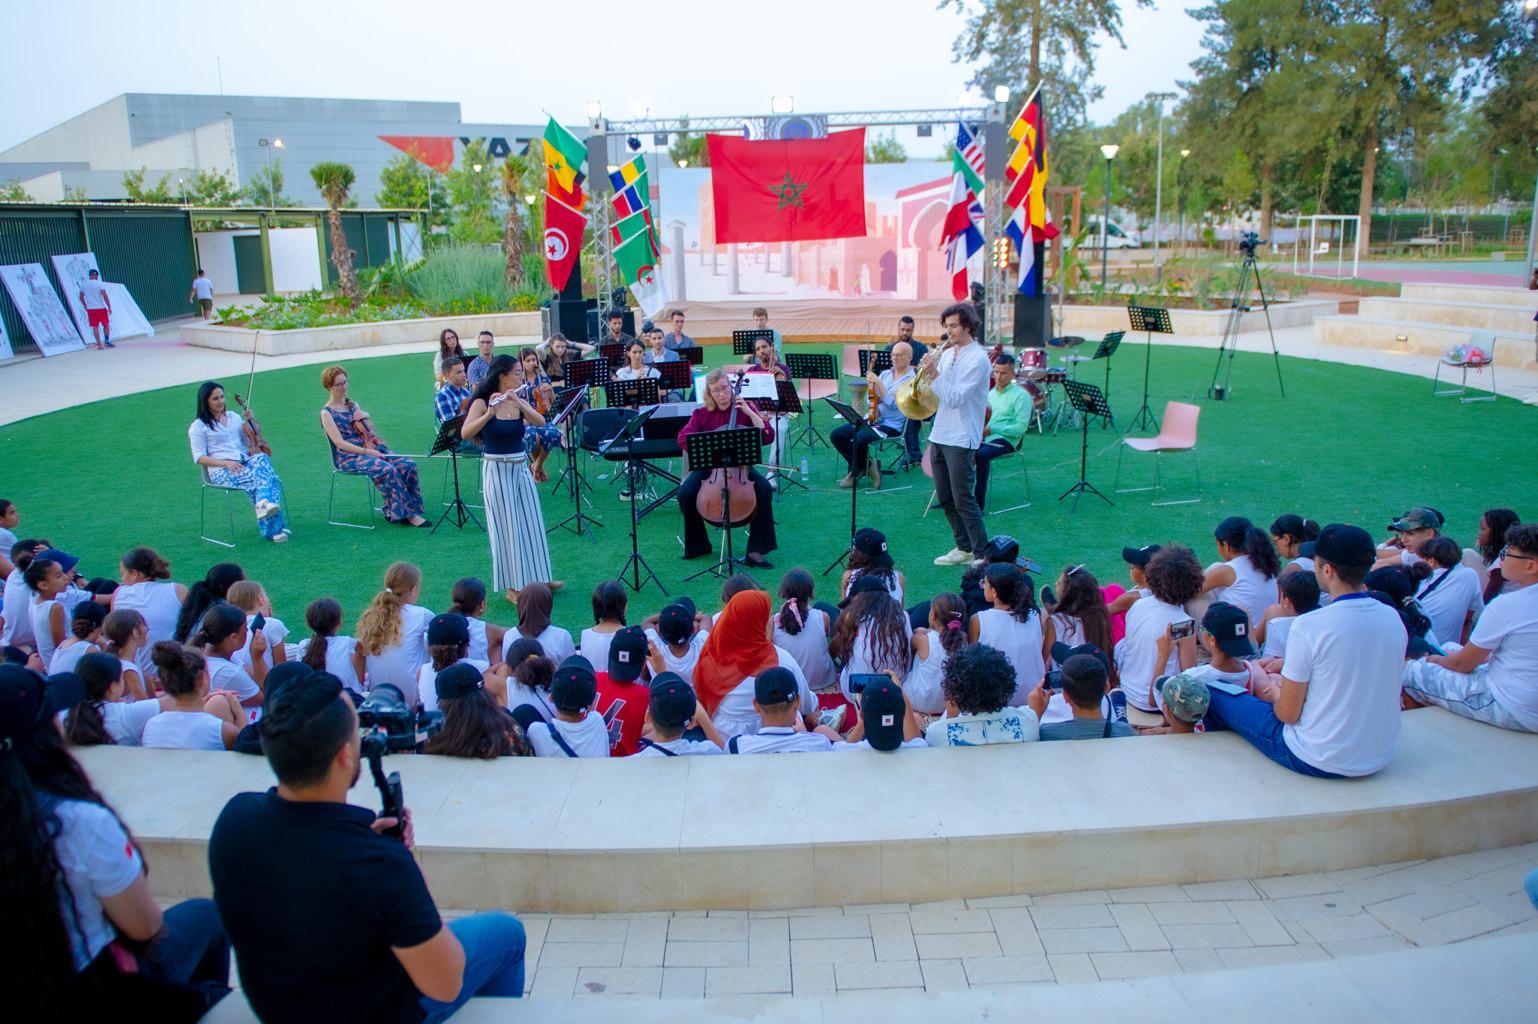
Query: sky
[{"left": 0, "top": 0, "right": 1206, "bottom": 156}]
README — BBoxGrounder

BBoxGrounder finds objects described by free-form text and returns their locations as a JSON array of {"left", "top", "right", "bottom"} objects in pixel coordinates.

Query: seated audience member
[
  {"left": 1185, "top": 603, "right": 1280, "bottom": 697},
  {"left": 1409, "top": 536, "right": 1484, "bottom": 646},
  {"left": 295, "top": 597, "right": 362, "bottom": 691},
  {"left": 694, "top": 591, "right": 816, "bottom": 737},
  {"left": 1198, "top": 516, "right": 1281, "bottom": 632},
  {"left": 906, "top": 593, "right": 969, "bottom": 718},
  {"left": 50, "top": 600, "right": 106, "bottom": 675},
  {"left": 1107, "top": 543, "right": 1160, "bottom": 618},
  {"left": 417, "top": 614, "right": 493, "bottom": 714},
  {"left": 1203, "top": 524, "right": 1407, "bottom": 777},
  {"left": 141, "top": 642, "right": 246, "bottom": 750},
  {"left": 101, "top": 608, "right": 150, "bottom": 700},
  {"left": 3, "top": 539, "right": 49, "bottom": 648},
  {"left": 422, "top": 662, "right": 529, "bottom": 758},
  {"left": 647, "top": 600, "right": 710, "bottom": 683},
  {"left": 525, "top": 657, "right": 610, "bottom": 757},
  {"left": 925, "top": 643, "right": 1042, "bottom": 747},
  {"left": 503, "top": 638, "right": 557, "bottom": 727},
  {"left": 228, "top": 579, "right": 288, "bottom": 671},
  {"left": 172, "top": 562, "right": 246, "bottom": 643},
  {"left": 840, "top": 528, "right": 906, "bottom": 605},
  {"left": 209, "top": 672, "right": 527, "bottom": 1024},
  {"left": 711, "top": 574, "right": 765, "bottom": 628},
  {"left": 837, "top": 675, "right": 927, "bottom": 751},
  {"left": 0, "top": 499, "right": 16, "bottom": 576},
  {"left": 1157, "top": 674, "right": 1211, "bottom": 735},
  {"left": 1364, "top": 566, "right": 1441, "bottom": 655},
  {"left": 969, "top": 563, "right": 1050, "bottom": 705},
  {"left": 1045, "top": 564, "right": 1120, "bottom": 687},
  {"left": 1035, "top": 653, "right": 1133, "bottom": 740},
  {"left": 726, "top": 668, "right": 840, "bottom": 753},
  {"left": 192, "top": 603, "right": 267, "bottom": 707},
  {"left": 64, "top": 650, "right": 166, "bottom": 746},
  {"left": 1465, "top": 507, "right": 1521, "bottom": 601},
  {"left": 1258, "top": 572, "right": 1320, "bottom": 658},
  {"left": 580, "top": 580, "right": 628, "bottom": 671},
  {"left": 448, "top": 579, "right": 502, "bottom": 664},
  {"left": 1271, "top": 514, "right": 1320, "bottom": 576},
  {"left": 1402, "top": 523, "right": 1538, "bottom": 734},
  {"left": 502, "top": 582, "right": 576, "bottom": 666},
  {"left": 631, "top": 672, "right": 726, "bottom": 756},
  {"left": 595, "top": 626, "right": 650, "bottom": 756},
  {"left": 1375, "top": 506, "right": 1443, "bottom": 568},
  {"left": 356, "top": 562, "right": 435, "bottom": 706},
  {"left": 832, "top": 575, "right": 913, "bottom": 700},
  {"left": 229, "top": 662, "right": 315, "bottom": 755},
  {"left": 1116, "top": 545, "right": 1204, "bottom": 718},
  {"left": 0, "top": 665, "right": 231, "bottom": 1021},
  {"left": 26, "top": 553, "right": 95, "bottom": 669}
]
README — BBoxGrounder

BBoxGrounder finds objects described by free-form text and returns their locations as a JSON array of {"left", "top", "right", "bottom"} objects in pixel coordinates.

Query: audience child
[
  {"left": 1376, "top": 507, "right": 1443, "bottom": 568},
  {"left": 1199, "top": 516, "right": 1281, "bottom": 630},
  {"left": 142, "top": 641, "right": 246, "bottom": 750},
  {"left": 50, "top": 599, "right": 106, "bottom": 675},
  {"left": 580, "top": 580, "right": 627, "bottom": 669},
  {"left": 1035, "top": 653, "right": 1133, "bottom": 740},
  {"left": 0, "top": 499, "right": 16, "bottom": 575},
  {"left": 646, "top": 601, "right": 710, "bottom": 683},
  {"left": 422, "top": 663, "right": 529, "bottom": 759},
  {"left": 0, "top": 666, "right": 232, "bottom": 1022},
  {"left": 110, "top": 546, "right": 187, "bottom": 675},
  {"left": 949, "top": 534, "right": 1025, "bottom": 623},
  {"left": 840, "top": 528, "right": 905, "bottom": 605},
  {"left": 2, "top": 538, "right": 49, "bottom": 647},
  {"left": 968, "top": 563, "right": 1050, "bottom": 704},
  {"left": 1045, "top": 564, "right": 1120, "bottom": 687},
  {"left": 1466, "top": 507, "right": 1521, "bottom": 601},
  {"left": 26, "top": 556, "right": 93, "bottom": 669},
  {"left": 1364, "top": 566, "right": 1441, "bottom": 656},
  {"left": 925, "top": 643, "right": 1041, "bottom": 746},
  {"left": 448, "top": 577, "right": 504, "bottom": 664},
  {"left": 1271, "top": 515, "right": 1320, "bottom": 576},
  {"left": 504, "top": 638, "right": 557, "bottom": 724},
  {"left": 1107, "top": 543, "right": 1160, "bottom": 618},
  {"left": 417, "top": 614, "right": 493, "bottom": 713},
  {"left": 1403, "top": 522, "right": 1538, "bottom": 733},
  {"left": 594, "top": 626, "right": 650, "bottom": 756},
  {"left": 172, "top": 562, "right": 246, "bottom": 643},
  {"left": 228, "top": 580, "right": 288, "bottom": 670},
  {"left": 694, "top": 591, "right": 815, "bottom": 737},
  {"left": 1117, "top": 545, "right": 1204, "bottom": 717},
  {"left": 726, "top": 668, "right": 839, "bottom": 753},
  {"left": 906, "top": 592, "right": 969, "bottom": 717},
  {"left": 710, "top": 573, "right": 764, "bottom": 628},
  {"left": 101, "top": 608, "right": 150, "bottom": 700},
  {"left": 837, "top": 676, "right": 927, "bottom": 751},
  {"left": 1184, "top": 602, "right": 1279, "bottom": 697},
  {"left": 64, "top": 650, "right": 166, "bottom": 746},
  {"left": 295, "top": 597, "right": 361, "bottom": 690},
  {"left": 1258, "top": 572, "right": 1321, "bottom": 658},
  {"left": 1204, "top": 524, "right": 1407, "bottom": 777},
  {"left": 631, "top": 672, "right": 725, "bottom": 755},
  {"left": 355, "top": 562, "right": 434, "bottom": 705},
  {"left": 832, "top": 576, "right": 913, "bottom": 700},
  {"left": 193, "top": 603, "right": 268, "bottom": 707},
  {"left": 1157, "top": 674, "right": 1211, "bottom": 734},
  {"left": 770, "top": 570, "right": 834, "bottom": 690},
  {"left": 501, "top": 582, "right": 576, "bottom": 667},
  {"left": 525, "top": 656, "right": 610, "bottom": 757},
  {"left": 1409, "top": 536, "right": 1484, "bottom": 646}
]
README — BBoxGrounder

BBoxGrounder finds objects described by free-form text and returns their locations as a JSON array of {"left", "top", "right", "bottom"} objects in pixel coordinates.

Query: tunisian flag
[
  {"left": 543, "top": 192, "right": 585, "bottom": 292},
  {"left": 706, "top": 129, "right": 867, "bottom": 244}
]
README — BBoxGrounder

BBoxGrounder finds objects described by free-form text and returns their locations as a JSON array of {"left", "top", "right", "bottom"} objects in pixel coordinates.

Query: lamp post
[
  {"left": 258, "top": 138, "right": 283, "bottom": 212},
  {"left": 179, "top": 177, "right": 186, "bottom": 206},
  {"left": 1526, "top": 144, "right": 1538, "bottom": 281},
  {"left": 1179, "top": 149, "right": 1189, "bottom": 255},
  {"left": 1148, "top": 92, "right": 1176, "bottom": 278},
  {"left": 525, "top": 193, "right": 537, "bottom": 248},
  {"left": 1099, "top": 144, "right": 1119, "bottom": 286}
]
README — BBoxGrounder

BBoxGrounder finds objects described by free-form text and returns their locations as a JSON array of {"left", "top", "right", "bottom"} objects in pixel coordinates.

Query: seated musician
[
  {"left": 614, "top": 340, "right": 662, "bottom": 382},
  {"left": 535, "top": 333, "right": 595, "bottom": 388},
  {"left": 602, "top": 309, "right": 637, "bottom": 349},
  {"left": 677, "top": 369, "right": 778, "bottom": 571},
  {"left": 519, "top": 347, "right": 562, "bottom": 482},
  {"left": 642, "top": 327, "right": 678, "bottom": 366},
  {"left": 887, "top": 318, "right": 928, "bottom": 463},
  {"left": 189, "top": 380, "right": 290, "bottom": 542},
  {"left": 745, "top": 337, "right": 793, "bottom": 483},
  {"left": 833, "top": 341, "right": 914, "bottom": 490},
  {"left": 973, "top": 352, "right": 1032, "bottom": 512},
  {"left": 318, "top": 364, "right": 429, "bottom": 527},
  {"left": 432, "top": 357, "right": 481, "bottom": 455}
]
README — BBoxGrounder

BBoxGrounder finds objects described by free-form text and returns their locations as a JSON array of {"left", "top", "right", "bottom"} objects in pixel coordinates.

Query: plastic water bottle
[{"left": 799, "top": 457, "right": 810, "bottom": 482}]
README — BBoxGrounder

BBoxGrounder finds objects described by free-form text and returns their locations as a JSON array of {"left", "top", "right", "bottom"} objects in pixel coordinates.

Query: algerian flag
[
  {"left": 615, "top": 228, "right": 669, "bottom": 316},
  {"left": 543, "top": 117, "right": 587, "bottom": 193}
]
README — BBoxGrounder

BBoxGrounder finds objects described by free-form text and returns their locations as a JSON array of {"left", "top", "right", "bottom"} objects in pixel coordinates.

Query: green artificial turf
[{"left": 1, "top": 343, "right": 1531, "bottom": 642}]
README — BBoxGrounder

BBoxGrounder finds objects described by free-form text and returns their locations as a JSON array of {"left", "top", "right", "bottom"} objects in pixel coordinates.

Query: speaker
[
  {"left": 1013, "top": 293, "right": 1051, "bottom": 348},
  {"left": 549, "top": 299, "right": 590, "bottom": 342}
]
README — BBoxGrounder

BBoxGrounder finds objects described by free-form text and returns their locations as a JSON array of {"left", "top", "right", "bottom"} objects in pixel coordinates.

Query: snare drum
[
  {"left": 1040, "top": 368, "right": 1068, "bottom": 385},
  {"left": 1019, "top": 348, "right": 1048, "bottom": 371}
]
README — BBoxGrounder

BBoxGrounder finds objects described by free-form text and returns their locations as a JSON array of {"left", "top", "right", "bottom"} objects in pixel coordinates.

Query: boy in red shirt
[{"left": 593, "top": 626, "right": 650, "bottom": 756}]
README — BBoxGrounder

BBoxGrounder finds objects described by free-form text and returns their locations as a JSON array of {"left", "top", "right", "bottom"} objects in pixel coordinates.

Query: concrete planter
[
  {"left": 1056, "top": 300, "right": 1336, "bottom": 337},
  {"left": 182, "top": 311, "right": 544, "bottom": 356}
]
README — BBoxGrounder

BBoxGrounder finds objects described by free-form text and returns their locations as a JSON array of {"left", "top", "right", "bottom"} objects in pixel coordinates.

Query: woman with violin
[
  {"left": 518, "top": 346, "right": 562, "bottom": 483},
  {"left": 189, "top": 380, "right": 290, "bottom": 541},
  {"left": 677, "top": 369, "right": 778, "bottom": 570},
  {"left": 318, "top": 364, "right": 429, "bottom": 527}
]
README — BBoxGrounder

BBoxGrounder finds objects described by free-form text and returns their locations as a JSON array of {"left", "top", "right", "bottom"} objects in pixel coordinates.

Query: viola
[
  {"left": 232, "top": 393, "right": 272, "bottom": 456},
  {"left": 696, "top": 380, "right": 760, "bottom": 529}
]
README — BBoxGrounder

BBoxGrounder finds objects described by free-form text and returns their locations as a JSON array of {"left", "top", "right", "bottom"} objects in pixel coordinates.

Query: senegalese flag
[
  {"left": 614, "top": 225, "right": 669, "bottom": 315},
  {"left": 543, "top": 117, "right": 587, "bottom": 195}
]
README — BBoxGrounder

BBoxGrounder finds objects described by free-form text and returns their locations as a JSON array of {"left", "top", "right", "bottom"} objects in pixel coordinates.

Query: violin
[
  {"left": 233, "top": 393, "right": 272, "bottom": 456},
  {"left": 696, "top": 377, "right": 760, "bottom": 529}
]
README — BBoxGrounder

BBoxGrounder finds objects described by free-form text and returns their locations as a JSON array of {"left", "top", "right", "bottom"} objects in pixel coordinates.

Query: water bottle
[{"left": 799, "top": 457, "right": 810, "bottom": 482}]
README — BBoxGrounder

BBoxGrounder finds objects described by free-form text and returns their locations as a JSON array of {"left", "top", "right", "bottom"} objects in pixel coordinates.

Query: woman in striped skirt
[{"left": 461, "top": 355, "right": 562, "bottom": 602}]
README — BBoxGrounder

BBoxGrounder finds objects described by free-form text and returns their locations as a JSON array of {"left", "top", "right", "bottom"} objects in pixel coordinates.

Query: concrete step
[
  {"left": 1313, "top": 315, "right": 1536, "bottom": 372},
  {"left": 1359, "top": 297, "right": 1537, "bottom": 335},
  {"left": 1401, "top": 282, "right": 1538, "bottom": 309}
]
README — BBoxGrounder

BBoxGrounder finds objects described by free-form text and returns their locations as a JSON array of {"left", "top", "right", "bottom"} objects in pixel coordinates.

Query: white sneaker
[{"left": 934, "top": 548, "right": 972, "bottom": 566}]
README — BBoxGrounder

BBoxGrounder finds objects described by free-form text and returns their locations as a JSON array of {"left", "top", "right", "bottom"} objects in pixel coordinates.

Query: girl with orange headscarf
[{"left": 693, "top": 590, "right": 813, "bottom": 737}]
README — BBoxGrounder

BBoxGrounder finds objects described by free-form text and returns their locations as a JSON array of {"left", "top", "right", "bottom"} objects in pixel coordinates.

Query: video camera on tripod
[
  {"left": 1238, "top": 230, "right": 1265, "bottom": 260},
  {"left": 353, "top": 684, "right": 444, "bottom": 840}
]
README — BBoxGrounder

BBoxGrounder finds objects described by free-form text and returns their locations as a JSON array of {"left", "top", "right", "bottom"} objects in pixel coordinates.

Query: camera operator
[{"left": 208, "top": 671, "right": 527, "bottom": 1023}]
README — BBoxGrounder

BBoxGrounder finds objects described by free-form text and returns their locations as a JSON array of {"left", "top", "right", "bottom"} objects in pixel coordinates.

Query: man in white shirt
[
  {"left": 832, "top": 342, "right": 915, "bottom": 488},
  {"left": 79, "top": 269, "right": 113, "bottom": 348},
  {"left": 1203, "top": 524, "right": 1407, "bottom": 778},
  {"left": 190, "top": 268, "right": 215, "bottom": 319},
  {"left": 727, "top": 668, "right": 839, "bottom": 753},
  {"left": 1403, "top": 523, "right": 1538, "bottom": 733},
  {"left": 920, "top": 302, "right": 992, "bottom": 566}
]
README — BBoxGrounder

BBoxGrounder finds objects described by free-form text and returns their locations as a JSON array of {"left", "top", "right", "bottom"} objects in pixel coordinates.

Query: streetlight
[
  {"left": 1148, "top": 92, "right": 1176, "bottom": 278},
  {"left": 179, "top": 177, "right": 186, "bottom": 206},
  {"left": 1179, "top": 149, "right": 1190, "bottom": 255},
  {"left": 258, "top": 138, "right": 283, "bottom": 212},
  {"left": 771, "top": 95, "right": 794, "bottom": 114},
  {"left": 1099, "top": 144, "right": 1119, "bottom": 286}
]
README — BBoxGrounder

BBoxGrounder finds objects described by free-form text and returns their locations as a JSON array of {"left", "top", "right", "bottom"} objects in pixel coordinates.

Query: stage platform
[{"left": 79, "top": 708, "right": 1538, "bottom": 915}]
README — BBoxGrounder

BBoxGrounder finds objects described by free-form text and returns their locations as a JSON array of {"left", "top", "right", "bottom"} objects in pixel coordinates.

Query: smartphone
[
  {"left": 1169, "top": 618, "right": 1196, "bottom": 641},
  {"left": 847, "top": 673, "right": 887, "bottom": 696},
  {"left": 1043, "top": 670, "right": 1062, "bottom": 692},
  {"left": 251, "top": 612, "right": 266, "bottom": 633},
  {"left": 1018, "top": 557, "right": 1043, "bottom": 576}
]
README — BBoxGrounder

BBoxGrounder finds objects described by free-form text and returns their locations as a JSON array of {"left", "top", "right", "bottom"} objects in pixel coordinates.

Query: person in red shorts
[{"left": 79, "top": 269, "right": 113, "bottom": 349}]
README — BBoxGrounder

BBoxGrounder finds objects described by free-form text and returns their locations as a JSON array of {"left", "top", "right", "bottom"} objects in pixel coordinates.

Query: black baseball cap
[
  {"left": 427, "top": 613, "right": 470, "bottom": 646},
  {"left": 982, "top": 535, "right": 1020, "bottom": 564},
  {"left": 839, "top": 574, "right": 888, "bottom": 608},
  {"left": 648, "top": 672, "right": 696, "bottom": 729},
  {"left": 852, "top": 528, "right": 895, "bottom": 569},
  {"left": 0, "top": 666, "right": 79, "bottom": 747},
  {"left": 754, "top": 666, "right": 798, "bottom": 706},
  {"left": 607, "top": 626, "right": 648, "bottom": 683},
  {"left": 1301, "top": 524, "right": 1376, "bottom": 570},
  {"left": 657, "top": 603, "right": 694, "bottom": 645},
  {"left": 1051, "top": 641, "right": 1109, "bottom": 674},
  {"left": 435, "top": 662, "right": 484, "bottom": 702},
  {"left": 551, "top": 656, "right": 597, "bottom": 711},
  {"left": 1122, "top": 544, "right": 1162, "bottom": 567},
  {"left": 1201, "top": 602, "right": 1257, "bottom": 658},
  {"left": 859, "top": 677, "right": 907, "bottom": 751},
  {"left": 70, "top": 601, "right": 107, "bottom": 627}
]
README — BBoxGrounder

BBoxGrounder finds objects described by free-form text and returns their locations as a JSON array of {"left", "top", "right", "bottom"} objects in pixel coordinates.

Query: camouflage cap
[{"left": 1158, "top": 673, "right": 1211, "bottom": 724}]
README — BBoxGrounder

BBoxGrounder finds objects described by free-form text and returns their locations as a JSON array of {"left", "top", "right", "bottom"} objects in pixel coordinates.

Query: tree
[
  {"left": 669, "top": 118, "right": 711, "bottom": 167},
  {"left": 375, "top": 151, "right": 450, "bottom": 224},
  {"left": 939, "top": 0, "right": 1154, "bottom": 128},
  {"left": 62, "top": 185, "right": 89, "bottom": 202},
  {"left": 121, "top": 167, "right": 174, "bottom": 203},
  {"left": 865, "top": 130, "right": 908, "bottom": 163},
  {"left": 188, "top": 169, "right": 243, "bottom": 206},
  {"left": 500, "top": 150, "right": 536, "bottom": 287},
  {"left": 446, "top": 140, "right": 501, "bottom": 245},
  {"left": 0, "top": 179, "right": 31, "bottom": 202},
  {"left": 247, "top": 160, "right": 300, "bottom": 208},
  {"left": 1220, "top": 149, "right": 1258, "bottom": 250},
  {"left": 309, "top": 162, "right": 360, "bottom": 302}
]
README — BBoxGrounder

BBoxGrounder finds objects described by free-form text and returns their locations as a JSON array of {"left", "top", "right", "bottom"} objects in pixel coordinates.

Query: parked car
[{"left": 1077, "top": 217, "right": 1141, "bottom": 249}]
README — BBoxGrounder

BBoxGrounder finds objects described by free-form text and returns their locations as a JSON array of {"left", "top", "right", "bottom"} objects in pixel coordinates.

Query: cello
[{"left": 696, "top": 373, "right": 760, "bottom": 529}]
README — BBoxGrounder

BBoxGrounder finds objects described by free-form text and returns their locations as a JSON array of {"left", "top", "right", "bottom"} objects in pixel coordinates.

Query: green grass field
[{"left": 1, "top": 343, "right": 1531, "bottom": 641}]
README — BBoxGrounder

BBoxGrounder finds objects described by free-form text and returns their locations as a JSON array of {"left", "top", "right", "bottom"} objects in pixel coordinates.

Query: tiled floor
[{"left": 486, "top": 842, "right": 1538, "bottom": 998}]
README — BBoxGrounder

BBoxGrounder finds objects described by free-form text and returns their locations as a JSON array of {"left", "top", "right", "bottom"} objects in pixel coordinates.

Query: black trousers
[
  {"left": 679, "top": 470, "right": 777, "bottom": 557},
  {"left": 973, "top": 438, "right": 1016, "bottom": 509},
  {"left": 831, "top": 421, "right": 900, "bottom": 475}
]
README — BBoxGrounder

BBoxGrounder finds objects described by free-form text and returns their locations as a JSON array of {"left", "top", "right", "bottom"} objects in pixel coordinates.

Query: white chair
[
  {"left": 1432, "top": 330, "right": 1498, "bottom": 403},
  {"left": 200, "top": 466, "right": 287, "bottom": 547},
  {"left": 1115, "top": 401, "right": 1202, "bottom": 505},
  {"left": 327, "top": 439, "right": 379, "bottom": 529}
]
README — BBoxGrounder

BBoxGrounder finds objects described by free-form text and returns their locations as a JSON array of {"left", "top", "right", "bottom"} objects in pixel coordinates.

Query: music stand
[
  {"left": 820, "top": 397, "right": 875, "bottom": 576},
  {"left": 599, "top": 406, "right": 667, "bottom": 596},
  {"left": 428, "top": 414, "right": 484, "bottom": 533},
  {"left": 598, "top": 342, "right": 626, "bottom": 367},
  {"left": 858, "top": 349, "right": 894, "bottom": 376},
  {"left": 783, "top": 351, "right": 838, "bottom": 450},
  {"left": 681, "top": 346, "right": 705, "bottom": 366},
  {"left": 684, "top": 427, "right": 763, "bottom": 582},
  {"left": 546, "top": 385, "right": 601, "bottom": 540},
  {"left": 1091, "top": 330, "right": 1125, "bottom": 429},
  {"left": 1125, "top": 307, "right": 1171, "bottom": 434},
  {"left": 657, "top": 359, "right": 693, "bottom": 397},
  {"left": 604, "top": 378, "right": 660, "bottom": 409},
  {"left": 732, "top": 329, "right": 775, "bottom": 357},
  {"left": 563, "top": 358, "right": 607, "bottom": 403},
  {"left": 768, "top": 379, "right": 806, "bottom": 494},
  {"left": 1058, "top": 380, "right": 1115, "bottom": 512}
]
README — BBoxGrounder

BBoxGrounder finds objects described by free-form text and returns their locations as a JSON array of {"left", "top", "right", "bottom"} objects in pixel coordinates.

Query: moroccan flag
[
  {"left": 543, "top": 191, "right": 585, "bottom": 292},
  {"left": 706, "top": 129, "right": 867, "bottom": 243},
  {"left": 543, "top": 117, "right": 587, "bottom": 194},
  {"left": 615, "top": 228, "right": 669, "bottom": 315}
]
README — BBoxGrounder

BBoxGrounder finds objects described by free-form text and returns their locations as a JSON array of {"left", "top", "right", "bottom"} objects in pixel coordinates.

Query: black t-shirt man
[{"left": 208, "top": 790, "right": 442, "bottom": 1024}]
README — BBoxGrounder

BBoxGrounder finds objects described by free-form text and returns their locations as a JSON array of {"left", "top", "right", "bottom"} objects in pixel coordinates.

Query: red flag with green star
[{"left": 705, "top": 130, "right": 867, "bottom": 243}]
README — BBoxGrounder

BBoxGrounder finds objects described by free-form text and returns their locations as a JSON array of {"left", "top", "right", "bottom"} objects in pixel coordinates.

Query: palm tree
[
  {"left": 501, "top": 154, "right": 532, "bottom": 288},
  {"left": 310, "top": 161, "right": 360, "bottom": 302}
]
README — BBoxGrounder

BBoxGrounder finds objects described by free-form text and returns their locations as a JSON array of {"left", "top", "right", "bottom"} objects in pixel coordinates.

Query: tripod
[
  {"left": 602, "top": 406, "right": 666, "bottom": 596},
  {"left": 429, "top": 415, "right": 483, "bottom": 533},
  {"left": 1209, "top": 247, "right": 1285, "bottom": 400},
  {"left": 821, "top": 397, "right": 872, "bottom": 576},
  {"left": 1058, "top": 379, "right": 1115, "bottom": 512},
  {"left": 546, "top": 386, "right": 601, "bottom": 540},
  {"left": 1125, "top": 306, "right": 1172, "bottom": 434}
]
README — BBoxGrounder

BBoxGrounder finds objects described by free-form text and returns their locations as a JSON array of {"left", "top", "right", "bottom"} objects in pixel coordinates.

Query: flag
[
  {"left": 956, "top": 122, "right": 985, "bottom": 197},
  {"left": 543, "top": 117, "right": 587, "bottom": 195},
  {"left": 547, "top": 171, "right": 583, "bottom": 211},
  {"left": 1010, "top": 92, "right": 1059, "bottom": 244},
  {"left": 706, "top": 130, "right": 867, "bottom": 243},
  {"left": 612, "top": 180, "right": 648, "bottom": 219},
  {"left": 941, "top": 151, "right": 985, "bottom": 301},
  {"left": 608, "top": 157, "right": 646, "bottom": 192},
  {"left": 615, "top": 228, "right": 669, "bottom": 315},
  {"left": 543, "top": 191, "right": 585, "bottom": 292},
  {"left": 611, "top": 207, "right": 657, "bottom": 254}
]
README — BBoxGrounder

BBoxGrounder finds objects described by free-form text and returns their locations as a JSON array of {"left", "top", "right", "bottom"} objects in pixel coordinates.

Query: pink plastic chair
[{"left": 1114, "top": 401, "right": 1201, "bottom": 505}]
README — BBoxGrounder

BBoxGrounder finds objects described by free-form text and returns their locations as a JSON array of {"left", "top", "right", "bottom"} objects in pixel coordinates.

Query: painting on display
[
  {"left": 0, "top": 313, "right": 12, "bottom": 361},
  {"left": 0, "top": 263, "right": 84, "bottom": 356},
  {"left": 51, "top": 252, "right": 156, "bottom": 341}
]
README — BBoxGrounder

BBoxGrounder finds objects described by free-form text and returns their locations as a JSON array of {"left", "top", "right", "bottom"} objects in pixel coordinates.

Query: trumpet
[{"left": 896, "top": 336, "right": 954, "bottom": 421}]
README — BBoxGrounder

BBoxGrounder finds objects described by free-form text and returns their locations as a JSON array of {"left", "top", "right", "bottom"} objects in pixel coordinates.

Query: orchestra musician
[
  {"left": 886, "top": 316, "right": 928, "bottom": 463},
  {"left": 518, "top": 347, "right": 562, "bottom": 483},
  {"left": 973, "top": 351, "right": 1033, "bottom": 512},
  {"left": 319, "top": 364, "right": 429, "bottom": 527},
  {"left": 189, "top": 380, "right": 290, "bottom": 542},
  {"left": 918, "top": 302, "right": 991, "bottom": 566},
  {"left": 832, "top": 341, "right": 914, "bottom": 489},
  {"left": 744, "top": 337, "right": 792, "bottom": 484},
  {"left": 432, "top": 356, "right": 481, "bottom": 455},
  {"left": 677, "top": 369, "right": 778, "bottom": 570}
]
